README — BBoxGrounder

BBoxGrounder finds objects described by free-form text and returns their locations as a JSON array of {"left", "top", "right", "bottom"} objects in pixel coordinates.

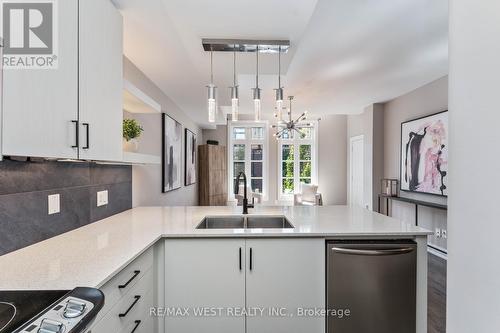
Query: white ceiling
[{"left": 115, "top": 0, "right": 448, "bottom": 128}]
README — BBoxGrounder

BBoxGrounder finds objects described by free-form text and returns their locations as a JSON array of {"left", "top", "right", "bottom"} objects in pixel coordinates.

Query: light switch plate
[
  {"left": 97, "top": 190, "right": 108, "bottom": 207},
  {"left": 48, "top": 194, "right": 60, "bottom": 215}
]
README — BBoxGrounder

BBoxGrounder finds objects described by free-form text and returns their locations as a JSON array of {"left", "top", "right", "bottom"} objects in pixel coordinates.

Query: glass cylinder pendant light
[
  {"left": 230, "top": 48, "right": 239, "bottom": 121},
  {"left": 207, "top": 49, "right": 217, "bottom": 123},
  {"left": 252, "top": 46, "right": 262, "bottom": 121},
  {"left": 274, "top": 46, "right": 284, "bottom": 121}
]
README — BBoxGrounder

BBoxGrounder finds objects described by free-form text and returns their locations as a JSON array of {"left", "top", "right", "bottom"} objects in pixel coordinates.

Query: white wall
[
  {"left": 123, "top": 57, "right": 202, "bottom": 206},
  {"left": 448, "top": 1, "right": 500, "bottom": 331}
]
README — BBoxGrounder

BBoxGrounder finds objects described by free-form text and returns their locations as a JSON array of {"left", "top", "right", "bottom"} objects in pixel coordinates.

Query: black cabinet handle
[
  {"left": 249, "top": 247, "right": 253, "bottom": 271},
  {"left": 71, "top": 120, "right": 79, "bottom": 148},
  {"left": 239, "top": 247, "right": 242, "bottom": 271},
  {"left": 119, "top": 295, "right": 141, "bottom": 317},
  {"left": 130, "top": 320, "right": 141, "bottom": 333},
  {"left": 118, "top": 270, "right": 140, "bottom": 289},
  {"left": 82, "top": 123, "right": 89, "bottom": 149}
]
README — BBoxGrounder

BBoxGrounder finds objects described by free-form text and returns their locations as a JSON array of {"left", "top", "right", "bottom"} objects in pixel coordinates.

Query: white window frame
[
  {"left": 227, "top": 121, "right": 269, "bottom": 201},
  {"left": 277, "top": 121, "right": 319, "bottom": 201}
]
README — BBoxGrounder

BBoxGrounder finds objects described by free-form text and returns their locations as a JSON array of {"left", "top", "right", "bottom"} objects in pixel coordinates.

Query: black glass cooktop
[{"left": 0, "top": 290, "right": 68, "bottom": 333}]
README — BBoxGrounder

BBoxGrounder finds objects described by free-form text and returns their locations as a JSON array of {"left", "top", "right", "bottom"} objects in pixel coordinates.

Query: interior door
[
  {"left": 164, "top": 239, "right": 246, "bottom": 333},
  {"left": 245, "top": 239, "right": 325, "bottom": 333},
  {"left": 78, "top": 0, "right": 123, "bottom": 161},
  {"left": 2, "top": 0, "right": 78, "bottom": 159},
  {"left": 350, "top": 135, "right": 364, "bottom": 207}
]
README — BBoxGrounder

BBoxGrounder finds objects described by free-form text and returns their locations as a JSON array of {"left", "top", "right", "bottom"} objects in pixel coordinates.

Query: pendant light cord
[
  {"left": 210, "top": 48, "right": 214, "bottom": 84},
  {"left": 278, "top": 46, "right": 281, "bottom": 88},
  {"left": 256, "top": 45, "right": 259, "bottom": 88},
  {"left": 233, "top": 45, "right": 237, "bottom": 86}
]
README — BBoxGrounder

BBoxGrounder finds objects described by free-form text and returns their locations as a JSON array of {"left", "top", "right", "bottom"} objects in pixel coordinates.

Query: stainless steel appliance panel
[{"left": 327, "top": 241, "right": 417, "bottom": 333}]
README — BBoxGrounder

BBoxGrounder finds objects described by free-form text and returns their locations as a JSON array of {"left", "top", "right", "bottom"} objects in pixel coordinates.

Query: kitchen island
[{"left": 0, "top": 205, "right": 431, "bottom": 333}]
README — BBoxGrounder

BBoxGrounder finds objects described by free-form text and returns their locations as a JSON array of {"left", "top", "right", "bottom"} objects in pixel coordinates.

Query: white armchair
[
  {"left": 235, "top": 184, "right": 262, "bottom": 206},
  {"left": 294, "top": 183, "right": 323, "bottom": 206}
]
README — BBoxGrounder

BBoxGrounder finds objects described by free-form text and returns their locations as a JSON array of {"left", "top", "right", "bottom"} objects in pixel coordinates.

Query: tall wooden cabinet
[{"left": 198, "top": 144, "right": 227, "bottom": 206}]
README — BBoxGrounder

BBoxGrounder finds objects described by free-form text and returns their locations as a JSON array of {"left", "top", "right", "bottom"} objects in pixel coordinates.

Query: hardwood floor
[{"left": 428, "top": 253, "right": 447, "bottom": 333}]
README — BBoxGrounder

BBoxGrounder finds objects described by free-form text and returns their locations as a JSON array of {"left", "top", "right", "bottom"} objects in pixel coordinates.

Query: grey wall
[
  {"left": 383, "top": 76, "right": 448, "bottom": 250},
  {"left": 448, "top": 1, "right": 500, "bottom": 331},
  {"left": 318, "top": 115, "right": 348, "bottom": 205},
  {"left": 123, "top": 57, "right": 203, "bottom": 207},
  {"left": 0, "top": 159, "right": 131, "bottom": 255}
]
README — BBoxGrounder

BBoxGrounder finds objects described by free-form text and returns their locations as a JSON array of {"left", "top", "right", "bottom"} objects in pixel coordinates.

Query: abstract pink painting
[{"left": 400, "top": 111, "right": 448, "bottom": 196}]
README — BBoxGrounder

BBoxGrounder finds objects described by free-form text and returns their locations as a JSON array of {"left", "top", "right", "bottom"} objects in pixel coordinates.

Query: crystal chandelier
[{"left": 272, "top": 96, "right": 313, "bottom": 139}]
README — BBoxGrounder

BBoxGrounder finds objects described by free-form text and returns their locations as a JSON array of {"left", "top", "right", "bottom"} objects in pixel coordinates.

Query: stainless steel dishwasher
[{"left": 326, "top": 240, "right": 417, "bottom": 333}]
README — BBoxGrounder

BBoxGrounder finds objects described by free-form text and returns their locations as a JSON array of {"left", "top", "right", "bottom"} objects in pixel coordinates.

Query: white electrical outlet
[
  {"left": 435, "top": 228, "right": 441, "bottom": 238},
  {"left": 48, "top": 194, "right": 60, "bottom": 215},
  {"left": 97, "top": 190, "right": 108, "bottom": 207},
  {"left": 441, "top": 229, "right": 447, "bottom": 239}
]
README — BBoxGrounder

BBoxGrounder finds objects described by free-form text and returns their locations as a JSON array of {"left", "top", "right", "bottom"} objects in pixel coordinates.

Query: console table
[{"left": 377, "top": 194, "right": 447, "bottom": 226}]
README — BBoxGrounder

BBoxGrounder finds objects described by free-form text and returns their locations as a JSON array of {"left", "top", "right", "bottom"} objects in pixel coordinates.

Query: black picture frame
[
  {"left": 399, "top": 110, "right": 449, "bottom": 197},
  {"left": 162, "top": 113, "right": 182, "bottom": 193},
  {"left": 184, "top": 128, "right": 197, "bottom": 186}
]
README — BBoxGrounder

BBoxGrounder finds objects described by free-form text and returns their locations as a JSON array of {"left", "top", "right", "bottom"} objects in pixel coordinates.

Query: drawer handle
[
  {"left": 119, "top": 295, "right": 141, "bottom": 318},
  {"left": 131, "top": 320, "right": 141, "bottom": 333},
  {"left": 331, "top": 247, "right": 415, "bottom": 256},
  {"left": 118, "top": 270, "right": 141, "bottom": 289}
]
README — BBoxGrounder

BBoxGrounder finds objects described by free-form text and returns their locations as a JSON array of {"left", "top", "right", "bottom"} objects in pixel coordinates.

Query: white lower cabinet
[
  {"left": 245, "top": 238, "right": 325, "bottom": 333},
  {"left": 164, "top": 239, "right": 246, "bottom": 333},
  {"left": 85, "top": 248, "right": 155, "bottom": 333},
  {"left": 164, "top": 238, "right": 325, "bottom": 333}
]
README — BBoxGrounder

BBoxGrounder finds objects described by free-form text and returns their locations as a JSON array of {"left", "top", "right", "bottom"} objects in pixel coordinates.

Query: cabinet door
[
  {"left": 246, "top": 239, "right": 325, "bottom": 333},
  {"left": 78, "top": 0, "right": 123, "bottom": 161},
  {"left": 165, "top": 239, "right": 246, "bottom": 333},
  {"left": 2, "top": 0, "right": 78, "bottom": 159}
]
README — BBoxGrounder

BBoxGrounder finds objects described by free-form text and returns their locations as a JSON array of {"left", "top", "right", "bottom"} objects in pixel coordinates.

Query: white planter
[{"left": 123, "top": 138, "right": 139, "bottom": 152}]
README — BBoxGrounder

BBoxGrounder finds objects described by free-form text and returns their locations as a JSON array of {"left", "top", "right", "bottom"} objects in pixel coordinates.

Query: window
[
  {"left": 229, "top": 122, "right": 268, "bottom": 199},
  {"left": 278, "top": 125, "right": 318, "bottom": 200}
]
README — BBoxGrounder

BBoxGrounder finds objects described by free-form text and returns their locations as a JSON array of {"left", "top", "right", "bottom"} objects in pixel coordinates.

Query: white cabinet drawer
[
  {"left": 90, "top": 269, "right": 154, "bottom": 333},
  {"left": 96, "top": 247, "right": 153, "bottom": 322}
]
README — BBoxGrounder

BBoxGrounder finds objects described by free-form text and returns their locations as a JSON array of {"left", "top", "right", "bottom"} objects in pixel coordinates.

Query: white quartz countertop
[{"left": 0, "top": 205, "right": 430, "bottom": 290}]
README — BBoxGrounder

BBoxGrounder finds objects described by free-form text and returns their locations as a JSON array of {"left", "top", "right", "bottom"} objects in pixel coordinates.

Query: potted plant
[{"left": 123, "top": 119, "right": 144, "bottom": 152}]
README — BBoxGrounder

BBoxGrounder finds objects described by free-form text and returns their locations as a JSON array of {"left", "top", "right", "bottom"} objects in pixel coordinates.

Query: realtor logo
[{"left": 1, "top": 0, "right": 58, "bottom": 69}]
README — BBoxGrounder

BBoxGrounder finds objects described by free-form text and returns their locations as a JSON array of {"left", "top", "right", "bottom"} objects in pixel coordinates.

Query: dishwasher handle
[{"left": 331, "top": 246, "right": 415, "bottom": 256}]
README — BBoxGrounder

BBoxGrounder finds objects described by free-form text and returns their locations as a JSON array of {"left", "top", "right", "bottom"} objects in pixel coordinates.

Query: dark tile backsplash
[{"left": 0, "top": 159, "right": 132, "bottom": 255}]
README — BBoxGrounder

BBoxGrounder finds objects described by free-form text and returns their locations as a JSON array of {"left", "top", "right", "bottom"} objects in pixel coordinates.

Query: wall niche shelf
[
  {"left": 123, "top": 79, "right": 161, "bottom": 114},
  {"left": 122, "top": 152, "right": 160, "bottom": 165},
  {"left": 121, "top": 79, "right": 162, "bottom": 165}
]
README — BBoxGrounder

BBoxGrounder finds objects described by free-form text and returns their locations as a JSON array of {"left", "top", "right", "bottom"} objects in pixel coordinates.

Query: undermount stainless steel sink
[
  {"left": 246, "top": 216, "right": 294, "bottom": 229},
  {"left": 196, "top": 215, "right": 294, "bottom": 229}
]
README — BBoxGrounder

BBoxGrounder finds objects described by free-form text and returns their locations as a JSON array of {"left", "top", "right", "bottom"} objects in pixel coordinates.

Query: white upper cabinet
[
  {"left": 78, "top": 0, "right": 123, "bottom": 162},
  {"left": 2, "top": 0, "right": 79, "bottom": 159},
  {"left": 1, "top": 0, "right": 123, "bottom": 161}
]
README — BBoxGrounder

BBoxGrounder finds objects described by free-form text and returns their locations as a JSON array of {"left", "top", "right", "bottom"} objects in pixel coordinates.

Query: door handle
[
  {"left": 71, "top": 120, "right": 79, "bottom": 148},
  {"left": 82, "top": 123, "right": 89, "bottom": 149},
  {"left": 331, "top": 247, "right": 415, "bottom": 256},
  {"left": 239, "top": 247, "right": 242, "bottom": 271},
  {"left": 249, "top": 247, "right": 253, "bottom": 271}
]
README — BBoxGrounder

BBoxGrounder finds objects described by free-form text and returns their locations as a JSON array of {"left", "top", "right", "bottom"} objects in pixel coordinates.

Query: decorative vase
[{"left": 123, "top": 138, "right": 139, "bottom": 152}]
